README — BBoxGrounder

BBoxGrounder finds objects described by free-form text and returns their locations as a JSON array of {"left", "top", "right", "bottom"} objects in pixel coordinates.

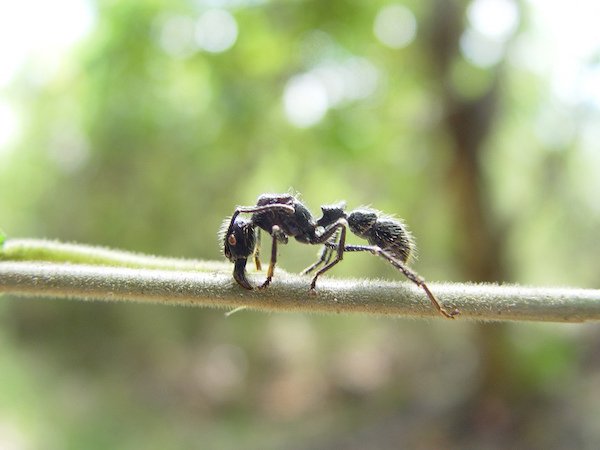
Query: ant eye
[{"left": 228, "top": 234, "right": 237, "bottom": 246}]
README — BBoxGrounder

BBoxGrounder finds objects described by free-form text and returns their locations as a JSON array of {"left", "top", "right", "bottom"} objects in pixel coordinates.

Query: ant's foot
[
  {"left": 258, "top": 278, "right": 272, "bottom": 289},
  {"left": 440, "top": 307, "right": 460, "bottom": 319}
]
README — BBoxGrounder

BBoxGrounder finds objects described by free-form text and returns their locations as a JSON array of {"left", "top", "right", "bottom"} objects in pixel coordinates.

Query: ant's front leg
[{"left": 225, "top": 203, "right": 295, "bottom": 242}]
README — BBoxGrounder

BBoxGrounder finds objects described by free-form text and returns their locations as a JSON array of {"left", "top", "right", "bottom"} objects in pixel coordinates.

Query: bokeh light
[
  {"left": 283, "top": 73, "right": 329, "bottom": 128},
  {"left": 156, "top": 15, "right": 197, "bottom": 59},
  {"left": 195, "top": 9, "right": 238, "bottom": 53},
  {"left": 283, "top": 58, "right": 379, "bottom": 128},
  {"left": 461, "top": 0, "right": 519, "bottom": 68},
  {"left": 0, "top": 0, "right": 94, "bottom": 87},
  {"left": 373, "top": 4, "right": 417, "bottom": 49},
  {"left": 460, "top": 28, "right": 506, "bottom": 68},
  {"left": 467, "top": 0, "right": 519, "bottom": 40}
]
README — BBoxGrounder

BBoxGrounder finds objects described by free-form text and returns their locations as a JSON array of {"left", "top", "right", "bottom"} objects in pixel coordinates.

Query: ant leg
[
  {"left": 308, "top": 220, "right": 348, "bottom": 290},
  {"left": 236, "top": 204, "right": 295, "bottom": 215},
  {"left": 224, "top": 203, "right": 295, "bottom": 246},
  {"left": 254, "top": 229, "right": 262, "bottom": 271},
  {"left": 259, "top": 225, "right": 283, "bottom": 289},
  {"left": 325, "top": 243, "right": 459, "bottom": 319},
  {"left": 303, "top": 228, "right": 341, "bottom": 275},
  {"left": 223, "top": 204, "right": 294, "bottom": 291},
  {"left": 301, "top": 245, "right": 332, "bottom": 275}
]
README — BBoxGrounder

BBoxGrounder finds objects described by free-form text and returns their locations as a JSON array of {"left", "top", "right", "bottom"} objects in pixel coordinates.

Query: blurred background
[{"left": 1, "top": 0, "right": 600, "bottom": 448}]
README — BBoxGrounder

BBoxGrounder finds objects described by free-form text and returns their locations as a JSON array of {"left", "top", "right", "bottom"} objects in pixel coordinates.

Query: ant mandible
[{"left": 220, "top": 193, "right": 459, "bottom": 319}]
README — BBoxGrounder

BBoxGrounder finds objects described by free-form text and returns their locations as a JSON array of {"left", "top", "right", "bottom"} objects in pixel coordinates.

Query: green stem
[
  {"left": 0, "top": 238, "right": 225, "bottom": 271},
  {"left": 1, "top": 239, "right": 600, "bottom": 322}
]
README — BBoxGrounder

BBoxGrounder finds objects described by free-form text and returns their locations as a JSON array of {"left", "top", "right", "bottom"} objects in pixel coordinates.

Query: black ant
[{"left": 220, "top": 193, "right": 458, "bottom": 319}]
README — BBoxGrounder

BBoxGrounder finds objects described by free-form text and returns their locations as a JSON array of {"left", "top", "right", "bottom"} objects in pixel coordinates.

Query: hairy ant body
[{"left": 220, "top": 193, "right": 458, "bottom": 318}]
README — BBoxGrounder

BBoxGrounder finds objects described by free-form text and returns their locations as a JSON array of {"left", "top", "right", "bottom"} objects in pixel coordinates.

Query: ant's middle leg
[
  {"left": 301, "top": 231, "right": 339, "bottom": 275},
  {"left": 308, "top": 220, "right": 348, "bottom": 290},
  {"left": 301, "top": 245, "right": 333, "bottom": 275}
]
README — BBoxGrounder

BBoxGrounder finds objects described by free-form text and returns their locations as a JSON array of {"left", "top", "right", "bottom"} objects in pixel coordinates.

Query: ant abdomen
[{"left": 348, "top": 209, "right": 414, "bottom": 263}]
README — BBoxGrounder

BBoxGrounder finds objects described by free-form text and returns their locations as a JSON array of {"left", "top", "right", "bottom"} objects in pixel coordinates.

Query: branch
[{"left": 1, "top": 239, "right": 599, "bottom": 322}]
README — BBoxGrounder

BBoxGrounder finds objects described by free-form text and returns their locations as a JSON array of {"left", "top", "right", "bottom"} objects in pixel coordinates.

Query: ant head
[
  {"left": 221, "top": 216, "right": 256, "bottom": 290},
  {"left": 317, "top": 202, "right": 347, "bottom": 228},
  {"left": 347, "top": 209, "right": 378, "bottom": 238}
]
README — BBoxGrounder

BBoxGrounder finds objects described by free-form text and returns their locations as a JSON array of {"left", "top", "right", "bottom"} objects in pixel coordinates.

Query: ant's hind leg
[
  {"left": 332, "top": 244, "right": 459, "bottom": 319},
  {"left": 308, "top": 221, "right": 347, "bottom": 290},
  {"left": 381, "top": 251, "right": 459, "bottom": 318}
]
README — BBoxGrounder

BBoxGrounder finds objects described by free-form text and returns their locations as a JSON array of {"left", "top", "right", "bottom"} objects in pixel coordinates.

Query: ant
[{"left": 220, "top": 193, "right": 458, "bottom": 319}]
